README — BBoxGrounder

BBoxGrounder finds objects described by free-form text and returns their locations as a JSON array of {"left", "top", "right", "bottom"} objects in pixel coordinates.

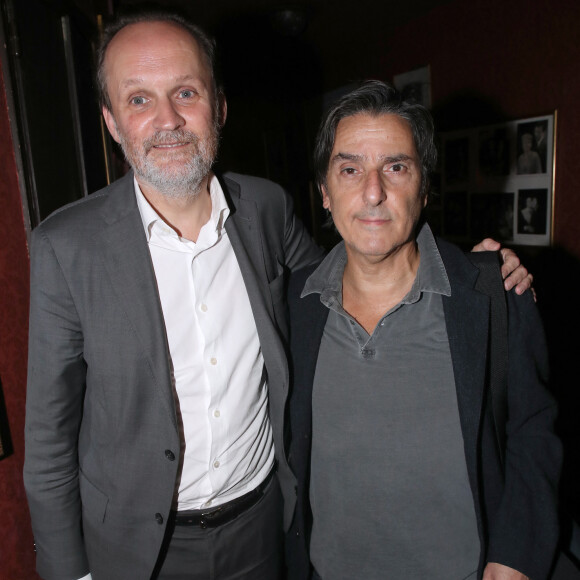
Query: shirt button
[
  {"left": 213, "top": 409, "right": 220, "bottom": 418},
  {"left": 201, "top": 303, "right": 208, "bottom": 312},
  {"left": 210, "top": 357, "right": 217, "bottom": 365},
  {"left": 165, "top": 450, "right": 175, "bottom": 461},
  {"left": 213, "top": 460, "right": 220, "bottom": 469}
]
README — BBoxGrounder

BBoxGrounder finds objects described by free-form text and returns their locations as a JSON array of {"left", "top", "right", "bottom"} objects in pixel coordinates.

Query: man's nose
[
  {"left": 153, "top": 98, "right": 185, "bottom": 131},
  {"left": 363, "top": 170, "right": 386, "bottom": 206}
]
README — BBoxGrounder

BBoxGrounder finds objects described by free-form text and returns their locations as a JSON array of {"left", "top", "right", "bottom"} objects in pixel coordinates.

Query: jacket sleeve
[
  {"left": 486, "top": 289, "right": 561, "bottom": 580},
  {"left": 24, "top": 225, "right": 90, "bottom": 580},
  {"left": 279, "top": 185, "right": 325, "bottom": 272}
]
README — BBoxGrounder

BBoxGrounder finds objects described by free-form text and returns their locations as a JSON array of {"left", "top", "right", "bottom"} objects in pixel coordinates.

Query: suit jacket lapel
[
  {"left": 97, "top": 174, "right": 177, "bottom": 428},
  {"left": 221, "top": 175, "right": 277, "bottom": 332}
]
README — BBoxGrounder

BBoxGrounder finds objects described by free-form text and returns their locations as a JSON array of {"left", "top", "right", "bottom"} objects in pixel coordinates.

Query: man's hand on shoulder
[
  {"left": 472, "top": 238, "right": 534, "bottom": 296},
  {"left": 483, "top": 562, "right": 529, "bottom": 579}
]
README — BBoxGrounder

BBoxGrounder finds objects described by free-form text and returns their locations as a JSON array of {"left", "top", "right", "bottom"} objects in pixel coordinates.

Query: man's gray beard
[{"left": 117, "top": 127, "right": 218, "bottom": 200}]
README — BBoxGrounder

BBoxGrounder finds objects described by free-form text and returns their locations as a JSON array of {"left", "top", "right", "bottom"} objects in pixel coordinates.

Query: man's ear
[
  {"left": 217, "top": 93, "right": 227, "bottom": 128},
  {"left": 321, "top": 183, "right": 331, "bottom": 211},
  {"left": 102, "top": 107, "right": 121, "bottom": 144}
]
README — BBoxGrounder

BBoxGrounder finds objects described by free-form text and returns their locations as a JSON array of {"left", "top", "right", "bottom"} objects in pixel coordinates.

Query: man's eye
[
  {"left": 179, "top": 89, "right": 195, "bottom": 98},
  {"left": 341, "top": 167, "right": 357, "bottom": 175},
  {"left": 130, "top": 96, "right": 146, "bottom": 105},
  {"left": 389, "top": 163, "right": 406, "bottom": 173}
]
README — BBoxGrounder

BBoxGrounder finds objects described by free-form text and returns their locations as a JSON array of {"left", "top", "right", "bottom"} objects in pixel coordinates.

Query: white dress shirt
[
  {"left": 135, "top": 176, "right": 274, "bottom": 510},
  {"left": 76, "top": 177, "right": 275, "bottom": 580}
]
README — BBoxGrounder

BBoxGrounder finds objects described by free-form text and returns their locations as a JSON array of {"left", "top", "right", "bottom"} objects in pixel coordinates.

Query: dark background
[{"left": 1, "top": 0, "right": 579, "bottom": 577}]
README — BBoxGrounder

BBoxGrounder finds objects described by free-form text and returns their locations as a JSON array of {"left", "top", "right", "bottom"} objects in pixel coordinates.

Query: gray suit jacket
[{"left": 24, "top": 171, "right": 324, "bottom": 580}]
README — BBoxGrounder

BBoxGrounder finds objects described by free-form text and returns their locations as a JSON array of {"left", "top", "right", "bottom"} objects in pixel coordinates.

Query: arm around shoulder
[
  {"left": 225, "top": 172, "right": 324, "bottom": 272},
  {"left": 471, "top": 238, "right": 533, "bottom": 295},
  {"left": 278, "top": 185, "right": 325, "bottom": 271}
]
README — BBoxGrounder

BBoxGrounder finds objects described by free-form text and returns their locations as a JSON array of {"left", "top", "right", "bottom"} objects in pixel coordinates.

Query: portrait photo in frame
[{"left": 393, "top": 65, "right": 432, "bottom": 109}]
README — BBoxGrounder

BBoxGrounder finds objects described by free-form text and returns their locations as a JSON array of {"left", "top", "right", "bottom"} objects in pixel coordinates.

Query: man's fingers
[{"left": 472, "top": 237, "right": 501, "bottom": 252}]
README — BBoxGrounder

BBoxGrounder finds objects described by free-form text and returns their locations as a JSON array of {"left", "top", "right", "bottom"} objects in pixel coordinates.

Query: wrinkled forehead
[{"left": 332, "top": 113, "right": 416, "bottom": 156}]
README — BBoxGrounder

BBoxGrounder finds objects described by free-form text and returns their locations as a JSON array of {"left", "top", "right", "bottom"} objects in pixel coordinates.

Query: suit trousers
[{"left": 152, "top": 475, "right": 283, "bottom": 580}]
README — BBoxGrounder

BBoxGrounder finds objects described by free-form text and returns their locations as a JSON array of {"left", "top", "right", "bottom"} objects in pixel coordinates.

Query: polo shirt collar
[{"left": 302, "top": 223, "right": 451, "bottom": 306}]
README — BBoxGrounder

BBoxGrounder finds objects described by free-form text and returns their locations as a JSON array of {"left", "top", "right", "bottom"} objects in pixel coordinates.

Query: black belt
[{"left": 172, "top": 469, "right": 275, "bottom": 529}]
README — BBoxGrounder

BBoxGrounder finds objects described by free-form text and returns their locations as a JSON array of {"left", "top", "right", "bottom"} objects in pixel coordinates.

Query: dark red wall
[
  {"left": 376, "top": 0, "right": 580, "bottom": 524},
  {"left": 376, "top": 0, "right": 580, "bottom": 257},
  {"left": 0, "top": 57, "right": 38, "bottom": 579}
]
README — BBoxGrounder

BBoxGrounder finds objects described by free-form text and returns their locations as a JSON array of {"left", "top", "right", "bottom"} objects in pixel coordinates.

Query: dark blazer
[
  {"left": 24, "top": 171, "right": 324, "bottom": 580},
  {"left": 286, "top": 238, "right": 561, "bottom": 580}
]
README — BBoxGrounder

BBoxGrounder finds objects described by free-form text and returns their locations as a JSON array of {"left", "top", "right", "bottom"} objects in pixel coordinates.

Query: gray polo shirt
[{"left": 303, "top": 224, "right": 480, "bottom": 579}]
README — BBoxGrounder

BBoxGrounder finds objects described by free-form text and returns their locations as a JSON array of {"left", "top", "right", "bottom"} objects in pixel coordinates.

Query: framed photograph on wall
[
  {"left": 439, "top": 113, "right": 556, "bottom": 246},
  {"left": 393, "top": 65, "right": 432, "bottom": 109}
]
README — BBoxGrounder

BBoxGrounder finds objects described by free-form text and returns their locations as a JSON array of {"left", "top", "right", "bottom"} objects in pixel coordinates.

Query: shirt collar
[
  {"left": 301, "top": 241, "right": 346, "bottom": 307},
  {"left": 134, "top": 174, "right": 230, "bottom": 242},
  {"left": 302, "top": 223, "right": 451, "bottom": 306},
  {"left": 407, "top": 222, "right": 451, "bottom": 301}
]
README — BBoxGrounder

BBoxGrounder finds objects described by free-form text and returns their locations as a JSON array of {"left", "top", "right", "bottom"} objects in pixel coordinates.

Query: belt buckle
[
  {"left": 199, "top": 505, "right": 224, "bottom": 528},
  {"left": 201, "top": 505, "right": 223, "bottom": 520}
]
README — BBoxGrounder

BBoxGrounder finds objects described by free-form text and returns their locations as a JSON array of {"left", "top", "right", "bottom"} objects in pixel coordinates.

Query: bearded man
[
  {"left": 23, "top": 9, "right": 325, "bottom": 580},
  {"left": 23, "top": 9, "right": 531, "bottom": 580}
]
